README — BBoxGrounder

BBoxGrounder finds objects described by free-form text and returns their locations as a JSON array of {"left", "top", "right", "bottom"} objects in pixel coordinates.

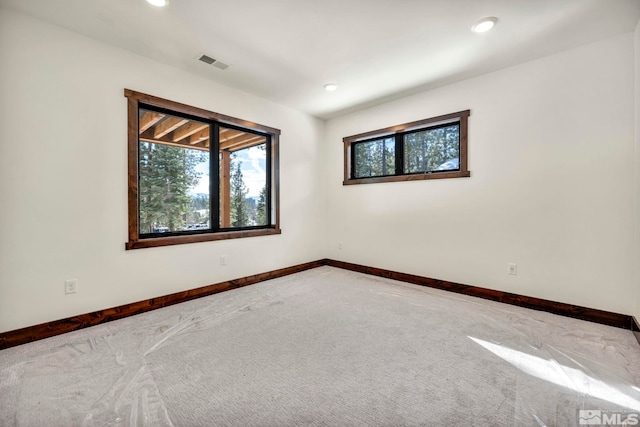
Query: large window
[
  {"left": 343, "top": 110, "right": 470, "bottom": 185},
  {"left": 125, "top": 89, "right": 280, "bottom": 249}
]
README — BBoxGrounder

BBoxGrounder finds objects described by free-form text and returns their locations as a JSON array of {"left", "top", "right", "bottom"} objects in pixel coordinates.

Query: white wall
[
  {"left": 635, "top": 19, "right": 640, "bottom": 321},
  {"left": 325, "top": 34, "right": 636, "bottom": 315},
  {"left": 0, "top": 8, "right": 326, "bottom": 333},
  {"left": 1, "top": 7, "right": 637, "bottom": 334}
]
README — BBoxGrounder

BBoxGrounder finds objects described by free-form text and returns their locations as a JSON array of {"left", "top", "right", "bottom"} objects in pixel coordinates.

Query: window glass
[
  {"left": 353, "top": 137, "right": 395, "bottom": 178},
  {"left": 219, "top": 127, "right": 268, "bottom": 228},
  {"left": 138, "top": 109, "right": 210, "bottom": 235},
  {"left": 403, "top": 124, "right": 460, "bottom": 174}
]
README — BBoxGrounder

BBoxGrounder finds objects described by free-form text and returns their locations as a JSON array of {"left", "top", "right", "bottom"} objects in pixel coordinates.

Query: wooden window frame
[
  {"left": 125, "top": 89, "right": 281, "bottom": 250},
  {"left": 343, "top": 110, "right": 471, "bottom": 185}
]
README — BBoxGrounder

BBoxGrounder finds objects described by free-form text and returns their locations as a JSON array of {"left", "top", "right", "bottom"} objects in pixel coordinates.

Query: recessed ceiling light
[
  {"left": 471, "top": 17, "right": 498, "bottom": 33},
  {"left": 324, "top": 83, "right": 338, "bottom": 92},
  {"left": 146, "top": 0, "right": 168, "bottom": 7}
]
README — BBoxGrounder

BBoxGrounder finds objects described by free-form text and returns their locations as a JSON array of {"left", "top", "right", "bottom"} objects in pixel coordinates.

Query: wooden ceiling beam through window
[
  {"left": 173, "top": 121, "right": 209, "bottom": 143},
  {"left": 139, "top": 111, "right": 165, "bottom": 133},
  {"left": 189, "top": 128, "right": 209, "bottom": 145},
  {"left": 139, "top": 136, "right": 208, "bottom": 151},
  {"left": 137, "top": 114, "right": 262, "bottom": 152},
  {"left": 220, "top": 131, "right": 262, "bottom": 145},
  {"left": 219, "top": 129, "right": 246, "bottom": 143},
  {"left": 154, "top": 117, "right": 189, "bottom": 139},
  {"left": 221, "top": 135, "right": 266, "bottom": 152}
]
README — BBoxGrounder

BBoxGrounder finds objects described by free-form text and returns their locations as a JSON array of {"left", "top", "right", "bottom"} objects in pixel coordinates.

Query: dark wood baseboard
[
  {"left": 1, "top": 258, "right": 636, "bottom": 350},
  {"left": 325, "top": 259, "right": 635, "bottom": 331},
  {"left": 0, "top": 259, "right": 327, "bottom": 350},
  {"left": 633, "top": 317, "right": 640, "bottom": 346}
]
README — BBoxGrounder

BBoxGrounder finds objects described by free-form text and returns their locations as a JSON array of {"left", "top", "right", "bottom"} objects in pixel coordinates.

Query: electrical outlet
[
  {"left": 338, "top": 241, "right": 343, "bottom": 249},
  {"left": 220, "top": 255, "right": 227, "bottom": 266},
  {"left": 507, "top": 263, "right": 517, "bottom": 275},
  {"left": 65, "top": 279, "right": 78, "bottom": 294}
]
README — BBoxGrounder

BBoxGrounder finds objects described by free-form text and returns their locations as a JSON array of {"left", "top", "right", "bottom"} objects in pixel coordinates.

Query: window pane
[
  {"left": 138, "top": 109, "right": 210, "bottom": 235},
  {"left": 403, "top": 124, "right": 460, "bottom": 174},
  {"left": 219, "top": 127, "right": 268, "bottom": 228},
  {"left": 353, "top": 137, "right": 395, "bottom": 178}
]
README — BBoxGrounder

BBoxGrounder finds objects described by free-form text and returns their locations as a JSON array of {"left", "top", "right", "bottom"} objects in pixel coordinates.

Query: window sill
[
  {"left": 126, "top": 228, "right": 282, "bottom": 250},
  {"left": 343, "top": 170, "right": 470, "bottom": 185}
]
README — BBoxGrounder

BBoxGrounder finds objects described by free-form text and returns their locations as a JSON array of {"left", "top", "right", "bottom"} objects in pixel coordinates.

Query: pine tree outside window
[{"left": 125, "top": 90, "right": 280, "bottom": 250}]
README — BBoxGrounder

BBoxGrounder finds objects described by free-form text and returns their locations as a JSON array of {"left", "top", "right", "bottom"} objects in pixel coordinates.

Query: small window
[
  {"left": 125, "top": 90, "right": 280, "bottom": 249},
  {"left": 343, "top": 110, "right": 470, "bottom": 185}
]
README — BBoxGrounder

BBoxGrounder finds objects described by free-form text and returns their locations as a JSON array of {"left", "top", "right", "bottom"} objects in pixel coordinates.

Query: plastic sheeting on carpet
[{"left": 1, "top": 266, "right": 639, "bottom": 426}]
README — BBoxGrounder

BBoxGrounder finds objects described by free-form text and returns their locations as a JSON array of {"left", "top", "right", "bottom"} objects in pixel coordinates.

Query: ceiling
[{"left": 2, "top": 0, "right": 639, "bottom": 119}]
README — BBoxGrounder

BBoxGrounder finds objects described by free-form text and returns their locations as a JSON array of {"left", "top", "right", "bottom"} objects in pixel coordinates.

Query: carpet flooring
[{"left": 1, "top": 266, "right": 639, "bottom": 426}]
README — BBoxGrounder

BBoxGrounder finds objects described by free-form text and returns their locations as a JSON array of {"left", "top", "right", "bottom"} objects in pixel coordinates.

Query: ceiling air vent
[
  {"left": 199, "top": 54, "right": 216, "bottom": 64},
  {"left": 198, "top": 54, "right": 229, "bottom": 70}
]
